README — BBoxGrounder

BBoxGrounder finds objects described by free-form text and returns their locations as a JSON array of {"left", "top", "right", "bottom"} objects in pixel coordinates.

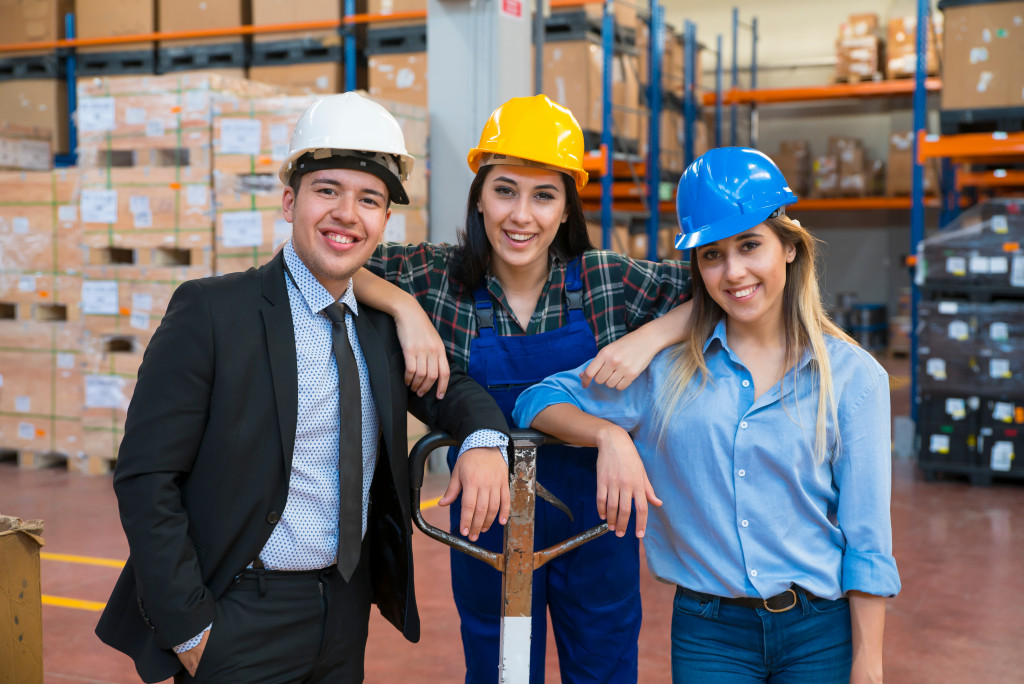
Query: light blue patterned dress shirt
[
  {"left": 514, "top": 318, "right": 901, "bottom": 602},
  {"left": 174, "top": 242, "right": 506, "bottom": 653}
]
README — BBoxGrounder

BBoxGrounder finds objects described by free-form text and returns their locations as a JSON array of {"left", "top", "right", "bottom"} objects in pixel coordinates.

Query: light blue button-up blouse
[{"left": 514, "top": 318, "right": 901, "bottom": 601}]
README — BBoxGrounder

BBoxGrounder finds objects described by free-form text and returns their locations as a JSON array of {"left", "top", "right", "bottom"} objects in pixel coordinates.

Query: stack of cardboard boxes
[
  {"left": 74, "top": 72, "right": 274, "bottom": 472},
  {"left": 885, "top": 13, "right": 943, "bottom": 79},
  {"left": 0, "top": 0, "right": 71, "bottom": 156},
  {"left": 834, "top": 12, "right": 884, "bottom": 83},
  {"left": 885, "top": 131, "right": 938, "bottom": 196},
  {"left": 0, "top": 168, "right": 83, "bottom": 467}
]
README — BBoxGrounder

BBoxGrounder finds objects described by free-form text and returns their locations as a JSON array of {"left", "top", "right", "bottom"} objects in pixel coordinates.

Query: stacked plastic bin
[{"left": 915, "top": 198, "right": 1024, "bottom": 485}]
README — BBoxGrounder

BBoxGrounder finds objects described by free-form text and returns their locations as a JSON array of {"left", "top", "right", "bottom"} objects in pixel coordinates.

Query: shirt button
[
  {"left": 750, "top": 569, "right": 758, "bottom": 577},
  {"left": 740, "top": 421, "right": 749, "bottom": 429},
  {"left": 742, "top": 380, "right": 750, "bottom": 387},
  {"left": 738, "top": 469, "right": 746, "bottom": 477},
  {"left": 266, "top": 511, "right": 280, "bottom": 524},
  {"left": 741, "top": 519, "right": 749, "bottom": 527}
]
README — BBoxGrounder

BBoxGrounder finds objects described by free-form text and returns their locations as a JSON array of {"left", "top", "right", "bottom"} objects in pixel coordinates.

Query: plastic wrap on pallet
[
  {"left": 918, "top": 298, "right": 1024, "bottom": 396},
  {"left": 917, "top": 198, "right": 1024, "bottom": 292}
]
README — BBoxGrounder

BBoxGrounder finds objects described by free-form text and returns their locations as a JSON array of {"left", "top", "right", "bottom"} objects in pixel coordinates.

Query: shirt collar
[
  {"left": 283, "top": 241, "right": 359, "bottom": 317},
  {"left": 702, "top": 316, "right": 816, "bottom": 371}
]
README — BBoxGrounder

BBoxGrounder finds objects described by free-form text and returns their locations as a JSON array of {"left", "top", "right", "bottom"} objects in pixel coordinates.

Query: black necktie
[{"left": 323, "top": 302, "right": 363, "bottom": 582}]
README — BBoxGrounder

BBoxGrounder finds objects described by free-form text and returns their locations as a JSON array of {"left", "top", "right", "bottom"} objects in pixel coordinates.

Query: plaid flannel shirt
[{"left": 365, "top": 243, "right": 692, "bottom": 369}]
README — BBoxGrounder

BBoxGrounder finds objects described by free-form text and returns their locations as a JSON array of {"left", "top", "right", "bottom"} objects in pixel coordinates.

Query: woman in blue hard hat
[
  {"left": 514, "top": 146, "right": 901, "bottom": 683},
  {"left": 351, "top": 94, "right": 692, "bottom": 683}
]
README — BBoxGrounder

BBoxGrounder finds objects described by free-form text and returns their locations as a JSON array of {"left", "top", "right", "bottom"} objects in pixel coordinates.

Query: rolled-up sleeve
[
  {"left": 834, "top": 361, "right": 902, "bottom": 598},
  {"left": 513, "top": 360, "right": 652, "bottom": 433}
]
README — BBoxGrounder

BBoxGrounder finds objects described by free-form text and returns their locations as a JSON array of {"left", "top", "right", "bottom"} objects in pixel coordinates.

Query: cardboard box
[
  {"left": 0, "top": 0, "right": 73, "bottom": 56},
  {"left": 835, "top": 35, "right": 882, "bottom": 82},
  {"left": 886, "top": 14, "right": 943, "bottom": 79},
  {"left": 0, "top": 79, "right": 68, "bottom": 155},
  {"left": 0, "top": 515, "right": 44, "bottom": 682},
  {"left": 941, "top": 1, "right": 1024, "bottom": 110},
  {"left": 811, "top": 155, "right": 838, "bottom": 198},
  {"left": 251, "top": 0, "right": 342, "bottom": 44},
  {"left": 586, "top": 220, "right": 631, "bottom": 255},
  {"left": 886, "top": 131, "right": 938, "bottom": 196},
  {"left": 543, "top": 40, "right": 640, "bottom": 142},
  {"left": 773, "top": 140, "right": 811, "bottom": 197},
  {"left": 840, "top": 12, "right": 881, "bottom": 39},
  {"left": 248, "top": 63, "right": 343, "bottom": 95},
  {"left": 159, "top": 0, "right": 247, "bottom": 48},
  {"left": 368, "top": 52, "right": 427, "bottom": 107},
  {"left": 0, "top": 124, "right": 52, "bottom": 171},
  {"left": 76, "top": 0, "right": 155, "bottom": 52}
]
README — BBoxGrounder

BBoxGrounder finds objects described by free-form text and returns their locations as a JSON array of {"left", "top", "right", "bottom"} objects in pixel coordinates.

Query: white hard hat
[{"left": 279, "top": 92, "right": 415, "bottom": 205}]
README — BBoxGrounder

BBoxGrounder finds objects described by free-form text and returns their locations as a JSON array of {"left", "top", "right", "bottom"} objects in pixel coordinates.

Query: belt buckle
[{"left": 763, "top": 588, "right": 798, "bottom": 613}]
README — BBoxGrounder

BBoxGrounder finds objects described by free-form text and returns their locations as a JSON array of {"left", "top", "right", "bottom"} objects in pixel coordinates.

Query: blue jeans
[{"left": 670, "top": 587, "right": 852, "bottom": 684}]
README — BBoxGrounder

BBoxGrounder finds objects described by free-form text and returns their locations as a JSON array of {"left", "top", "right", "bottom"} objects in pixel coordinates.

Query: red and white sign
[{"left": 501, "top": 0, "right": 522, "bottom": 20}]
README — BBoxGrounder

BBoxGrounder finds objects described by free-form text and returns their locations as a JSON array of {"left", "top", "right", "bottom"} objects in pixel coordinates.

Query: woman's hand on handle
[
  {"left": 594, "top": 423, "right": 662, "bottom": 537},
  {"left": 531, "top": 404, "right": 661, "bottom": 537}
]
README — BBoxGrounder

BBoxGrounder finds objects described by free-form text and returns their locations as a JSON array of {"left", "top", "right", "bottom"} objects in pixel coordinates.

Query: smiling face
[
  {"left": 476, "top": 164, "right": 570, "bottom": 280},
  {"left": 694, "top": 222, "right": 797, "bottom": 332},
  {"left": 283, "top": 167, "right": 391, "bottom": 299}
]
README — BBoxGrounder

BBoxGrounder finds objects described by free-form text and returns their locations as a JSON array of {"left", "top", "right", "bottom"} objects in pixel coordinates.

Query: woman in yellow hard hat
[{"left": 353, "top": 94, "right": 692, "bottom": 683}]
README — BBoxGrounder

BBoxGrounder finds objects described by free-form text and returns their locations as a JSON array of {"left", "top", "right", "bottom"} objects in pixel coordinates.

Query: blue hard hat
[{"left": 675, "top": 147, "right": 798, "bottom": 251}]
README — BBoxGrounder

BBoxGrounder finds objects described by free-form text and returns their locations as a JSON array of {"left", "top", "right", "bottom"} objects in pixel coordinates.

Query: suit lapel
[
  {"left": 353, "top": 309, "right": 394, "bottom": 449},
  {"left": 260, "top": 253, "right": 298, "bottom": 469}
]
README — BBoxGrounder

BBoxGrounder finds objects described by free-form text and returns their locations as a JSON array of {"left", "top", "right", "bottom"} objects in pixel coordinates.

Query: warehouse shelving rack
[{"left": 0, "top": 1, "right": 697, "bottom": 264}]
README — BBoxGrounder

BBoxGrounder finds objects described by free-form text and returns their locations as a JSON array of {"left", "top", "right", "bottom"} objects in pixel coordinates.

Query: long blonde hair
[{"left": 653, "top": 216, "right": 854, "bottom": 464}]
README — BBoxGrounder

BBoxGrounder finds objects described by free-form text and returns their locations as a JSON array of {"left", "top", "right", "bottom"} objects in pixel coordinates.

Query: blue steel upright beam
[
  {"left": 57, "top": 12, "right": 78, "bottom": 167},
  {"left": 749, "top": 16, "right": 758, "bottom": 148},
  {"left": 730, "top": 7, "right": 738, "bottom": 146},
  {"left": 683, "top": 20, "right": 697, "bottom": 167},
  {"left": 600, "top": 1, "right": 614, "bottom": 250},
  {"left": 344, "top": 0, "right": 357, "bottom": 91},
  {"left": 715, "top": 34, "right": 723, "bottom": 149},
  {"left": 647, "top": 3, "right": 665, "bottom": 261},
  {"left": 909, "top": 0, "right": 929, "bottom": 422}
]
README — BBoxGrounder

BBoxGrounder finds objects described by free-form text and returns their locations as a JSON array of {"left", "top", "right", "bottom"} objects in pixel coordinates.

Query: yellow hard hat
[{"left": 467, "top": 95, "right": 589, "bottom": 191}]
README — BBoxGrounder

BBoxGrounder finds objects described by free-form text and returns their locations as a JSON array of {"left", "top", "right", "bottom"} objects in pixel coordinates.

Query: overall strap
[
  {"left": 473, "top": 284, "right": 495, "bottom": 337},
  {"left": 564, "top": 256, "right": 585, "bottom": 320}
]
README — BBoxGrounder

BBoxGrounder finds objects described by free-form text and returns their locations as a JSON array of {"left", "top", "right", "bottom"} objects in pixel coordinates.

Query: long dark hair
[{"left": 450, "top": 165, "right": 594, "bottom": 288}]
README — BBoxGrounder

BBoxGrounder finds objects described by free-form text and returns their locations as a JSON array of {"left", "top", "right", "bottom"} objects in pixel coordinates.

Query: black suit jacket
[{"left": 94, "top": 252, "right": 508, "bottom": 683}]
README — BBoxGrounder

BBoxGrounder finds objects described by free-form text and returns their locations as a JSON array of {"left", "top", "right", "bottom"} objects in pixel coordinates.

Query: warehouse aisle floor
[{"left": 3, "top": 357, "right": 1024, "bottom": 682}]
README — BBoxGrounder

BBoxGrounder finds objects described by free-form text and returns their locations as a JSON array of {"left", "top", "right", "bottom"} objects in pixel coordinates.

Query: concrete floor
[{"left": 3, "top": 357, "right": 1024, "bottom": 683}]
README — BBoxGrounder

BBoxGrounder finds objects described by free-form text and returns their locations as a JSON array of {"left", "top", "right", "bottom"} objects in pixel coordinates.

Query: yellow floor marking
[
  {"left": 42, "top": 595, "right": 106, "bottom": 611},
  {"left": 41, "top": 552, "right": 126, "bottom": 568},
  {"left": 40, "top": 496, "right": 444, "bottom": 612}
]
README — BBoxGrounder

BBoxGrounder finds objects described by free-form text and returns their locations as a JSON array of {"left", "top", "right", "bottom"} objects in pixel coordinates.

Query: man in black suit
[{"left": 95, "top": 92, "right": 511, "bottom": 683}]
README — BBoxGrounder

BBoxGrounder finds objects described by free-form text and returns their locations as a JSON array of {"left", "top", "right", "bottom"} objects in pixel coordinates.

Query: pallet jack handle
[{"left": 409, "top": 429, "right": 610, "bottom": 683}]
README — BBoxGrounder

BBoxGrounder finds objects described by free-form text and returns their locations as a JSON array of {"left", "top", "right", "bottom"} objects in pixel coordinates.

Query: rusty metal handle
[
  {"left": 409, "top": 430, "right": 505, "bottom": 571},
  {"left": 409, "top": 429, "right": 610, "bottom": 572}
]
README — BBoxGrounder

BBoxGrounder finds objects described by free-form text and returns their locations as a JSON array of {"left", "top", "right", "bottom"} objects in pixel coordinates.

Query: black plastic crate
[
  {"left": 0, "top": 54, "right": 62, "bottom": 81},
  {"left": 157, "top": 42, "right": 244, "bottom": 74},
  {"left": 917, "top": 420, "right": 978, "bottom": 468},
  {"left": 542, "top": 10, "right": 636, "bottom": 46},
  {"left": 940, "top": 107, "right": 1024, "bottom": 135},
  {"left": 366, "top": 25, "right": 426, "bottom": 55},
  {"left": 977, "top": 426, "right": 1024, "bottom": 475},
  {"left": 250, "top": 38, "right": 343, "bottom": 66},
  {"left": 76, "top": 50, "right": 156, "bottom": 76}
]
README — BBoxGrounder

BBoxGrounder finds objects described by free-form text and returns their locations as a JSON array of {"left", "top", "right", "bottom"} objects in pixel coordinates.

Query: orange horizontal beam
[
  {"left": 919, "top": 130, "right": 1024, "bottom": 163},
  {"left": 582, "top": 201, "right": 676, "bottom": 213},
  {"left": 956, "top": 169, "right": 1024, "bottom": 190},
  {"left": 580, "top": 181, "right": 654, "bottom": 200},
  {"left": 788, "top": 196, "right": 944, "bottom": 211},
  {"left": 702, "top": 78, "right": 942, "bottom": 106},
  {"left": 0, "top": 13, "right": 426, "bottom": 52}
]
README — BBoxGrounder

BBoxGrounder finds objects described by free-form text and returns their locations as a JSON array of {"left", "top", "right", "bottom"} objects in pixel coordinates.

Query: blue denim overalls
[{"left": 447, "top": 258, "right": 642, "bottom": 683}]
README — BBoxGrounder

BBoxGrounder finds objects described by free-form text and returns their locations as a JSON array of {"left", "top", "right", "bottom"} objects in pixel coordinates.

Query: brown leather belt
[{"left": 678, "top": 585, "right": 827, "bottom": 613}]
